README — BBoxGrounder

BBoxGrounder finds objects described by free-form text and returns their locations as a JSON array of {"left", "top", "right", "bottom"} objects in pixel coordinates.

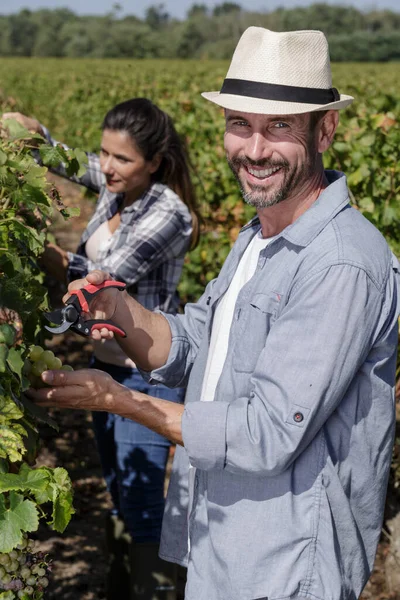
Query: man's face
[{"left": 224, "top": 110, "right": 322, "bottom": 209}]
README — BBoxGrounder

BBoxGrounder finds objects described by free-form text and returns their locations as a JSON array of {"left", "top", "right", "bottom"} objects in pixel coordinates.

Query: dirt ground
[{"left": 34, "top": 174, "right": 400, "bottom": 600}]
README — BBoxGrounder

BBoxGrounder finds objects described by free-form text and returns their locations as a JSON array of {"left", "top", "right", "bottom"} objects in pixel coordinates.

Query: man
[{"left": 31, "top": 28, "right": 399, "bottom": 600}]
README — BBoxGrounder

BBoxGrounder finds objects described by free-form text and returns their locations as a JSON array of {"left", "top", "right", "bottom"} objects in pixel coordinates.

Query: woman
[{"left": 3, "top": 99, "right": 199, "bottom": 600}]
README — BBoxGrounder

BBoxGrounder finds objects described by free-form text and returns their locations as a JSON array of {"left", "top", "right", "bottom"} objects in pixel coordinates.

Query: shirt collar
[
  {"left": 241, "top": 170, "right": 350, "bottom": 248},
  {"left": 120, "top": 182, "right": 166, "bottom": 213}
]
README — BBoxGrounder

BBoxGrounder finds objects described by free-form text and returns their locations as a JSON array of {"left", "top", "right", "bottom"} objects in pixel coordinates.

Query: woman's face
[{"left": 99, "top": 129, "right": 159, "bottom": 200}]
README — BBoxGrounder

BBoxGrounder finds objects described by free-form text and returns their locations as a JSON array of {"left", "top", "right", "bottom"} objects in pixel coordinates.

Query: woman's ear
[
  {"left": 149, "top": 153, "right": 162, "bottom": 174},
  {"left": 317, "top": 110, "right": 339, "bottom": 153}
]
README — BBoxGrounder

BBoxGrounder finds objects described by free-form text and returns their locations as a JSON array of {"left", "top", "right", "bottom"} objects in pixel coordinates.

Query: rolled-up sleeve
[
  {"left": 139, "top": 279, "right": 218, "bottom": 388},
  {"left": 182, "top": 262, "right": 397, "bottom": 475}
]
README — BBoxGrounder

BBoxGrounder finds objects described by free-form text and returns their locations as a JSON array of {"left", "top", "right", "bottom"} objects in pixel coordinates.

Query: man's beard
[{"left": 227, "top": 156, "right": 312, "bottom": 209}]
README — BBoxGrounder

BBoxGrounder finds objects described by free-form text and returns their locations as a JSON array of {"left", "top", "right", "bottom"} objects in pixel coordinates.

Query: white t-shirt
[
  {"left": 200, "top": 228, "right": 276, "bottom": 403},
  {"left": 188, "top": 228, "right": 275, "bottom": 531},
  {"left": 85, "top": 222, "right": 136, "bottom": 368}
]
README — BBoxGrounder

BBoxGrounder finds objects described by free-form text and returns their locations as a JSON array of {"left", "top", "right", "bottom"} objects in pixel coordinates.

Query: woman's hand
[
  {"left": 26, "top": 368, "right": 120, "bottom": 412},
  {"left": 40, "top": 242, "right": 69, "bottom": 283},
  {"left": 1, "top": 112, "right": 45, "bottom": 136}
]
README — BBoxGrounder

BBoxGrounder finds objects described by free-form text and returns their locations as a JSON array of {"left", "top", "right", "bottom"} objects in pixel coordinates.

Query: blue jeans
[{"left": 90, "top": 358, "right": 185, "bottom": 543}]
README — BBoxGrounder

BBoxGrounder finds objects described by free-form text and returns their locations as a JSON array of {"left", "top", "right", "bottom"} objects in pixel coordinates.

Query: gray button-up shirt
[{"left": 144, "top": 171, "right": 399, "bottom": 600}]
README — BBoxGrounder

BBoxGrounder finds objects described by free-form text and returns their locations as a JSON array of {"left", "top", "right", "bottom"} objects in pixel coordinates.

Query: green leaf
[
  {"left": 39, "top": 144, "right": 68, "bottom": 168},
  {"left": 52, "top": 491, "right": 74, "bottom": 532},
  {"left": 0, "top": 150, "right": 7, "bottom": 166},
  {"left": 73, "top": 148, "right": 89, "bottom": 177},
  {"left": 0, "top": 491, "right": 39, "bottom": 553},
  {"left": 0, "top": 424, "right": 26, "bottom": 462},
  {"left": 20, "top": 395, "right": 59, "bottom": 430},
  {"left": 50, "top": 467, "right": 74, "bottom": 532},
  {"left": 2, "top": 119, "right": 31, "bottom": 140},
  {"left": 60, "top": 206, "right": 81, "bottom": 219},
  {"left": 358, "top": 197, "right": 375, "bottom": 213},
  {"left": 0, "top": 590, "right": 16, "bottom": 599},
  {"left": 6, "top": 347, "right": 24, "bottom": 380},
  {"left": 23, "top": 165, "right": 48, "bottom": 189},
  {"left": 10, "top": 220, "right": 45, "bottom": 254}
]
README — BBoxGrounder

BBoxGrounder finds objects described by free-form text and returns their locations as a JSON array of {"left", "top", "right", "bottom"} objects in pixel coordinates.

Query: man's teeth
[{"left": 247, "top": 166, "right": 280, "bottom": 178}]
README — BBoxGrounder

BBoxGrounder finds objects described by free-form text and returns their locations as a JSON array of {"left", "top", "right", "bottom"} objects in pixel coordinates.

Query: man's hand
[
  {"left": 1, "top": 112, "right": 44, "bottom": 136},
  {"left": 27, "top": 367, "right": 184, "bottom": 445},
  {"left": 66, "top": 270, "right": 126, "bottom": 341},
  {"left": 64, "top": 270, "right": 172, "bottom": 371},
  {"left": 26, "top": 368, "right": 119, "bottom": 412}
]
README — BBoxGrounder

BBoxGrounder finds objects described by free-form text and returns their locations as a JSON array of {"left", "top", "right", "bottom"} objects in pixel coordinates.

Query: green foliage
[
  {"left": 0, "top": 4, "right": 400, "bottom": 60},
  {"left": 0, "top": 120, "right": 86, "bottom": 561}
]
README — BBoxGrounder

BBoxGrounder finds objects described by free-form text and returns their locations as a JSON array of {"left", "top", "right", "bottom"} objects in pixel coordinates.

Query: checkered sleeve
[{"left": 39, "top": 125, "right": 103, "bottom": 193}]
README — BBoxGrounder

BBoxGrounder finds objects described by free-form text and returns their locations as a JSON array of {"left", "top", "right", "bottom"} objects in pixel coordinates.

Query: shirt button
[{"left": 293, "top": 412, "right": 304, "bottom": 423}]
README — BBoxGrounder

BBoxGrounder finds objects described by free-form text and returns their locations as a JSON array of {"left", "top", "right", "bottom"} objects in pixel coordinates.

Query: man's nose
[{"left": 245, "top": 132, "right": 272, "bottom": 162}]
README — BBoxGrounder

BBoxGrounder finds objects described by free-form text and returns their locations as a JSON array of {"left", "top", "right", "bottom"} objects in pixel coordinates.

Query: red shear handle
[
  {"left": 82, "top": 281, "right": 126, "bottom": 295},
  {"left": 70, "top": 281, "right": 126, "bottom": 313},
  {"left": 90, "top": 322, "right": 127, "bottom": 338}
]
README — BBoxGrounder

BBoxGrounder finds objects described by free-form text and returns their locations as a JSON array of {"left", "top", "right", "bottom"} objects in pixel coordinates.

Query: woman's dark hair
[{"left": 102, "top": 98, "right": 200, "bottom": 249}]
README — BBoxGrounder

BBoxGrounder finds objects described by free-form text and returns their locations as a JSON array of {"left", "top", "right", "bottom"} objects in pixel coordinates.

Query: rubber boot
[
  {"left": 130, "top": 542, "right": 178, "bottom": 600},
  {"left": 104, "top": 513, "right": 132, "bottom": 600}
]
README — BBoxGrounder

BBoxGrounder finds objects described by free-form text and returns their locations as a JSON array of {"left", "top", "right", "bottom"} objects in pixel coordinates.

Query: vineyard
[{"left": 0, "top": 58, "right": 399, "bottom": 599}]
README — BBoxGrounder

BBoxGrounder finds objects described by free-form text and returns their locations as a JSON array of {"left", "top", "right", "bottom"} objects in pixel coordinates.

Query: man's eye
[
  {"left": 273, "top": 122, "right": 289, "bottom": 128},
  {"left": 228, "top": 120, "right": 248, "bottom": 127}
]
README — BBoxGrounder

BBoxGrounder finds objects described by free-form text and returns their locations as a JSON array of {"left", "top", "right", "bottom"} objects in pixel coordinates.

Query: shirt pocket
[{"left": 232, "top": 291, "right": 282, "bottom": 373}]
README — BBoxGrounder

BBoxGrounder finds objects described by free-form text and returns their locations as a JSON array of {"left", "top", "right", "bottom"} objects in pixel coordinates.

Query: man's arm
[
  {"left": 70, "top": 271, "right": 173, "bottom": 371},
  {"left": 28, "top": 368, "right": 184, "bottom": 445}
]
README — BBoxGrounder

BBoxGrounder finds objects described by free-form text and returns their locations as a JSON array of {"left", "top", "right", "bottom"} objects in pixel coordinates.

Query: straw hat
[{"left": 202, "top": 27, "right": 353, "bottom": 114}]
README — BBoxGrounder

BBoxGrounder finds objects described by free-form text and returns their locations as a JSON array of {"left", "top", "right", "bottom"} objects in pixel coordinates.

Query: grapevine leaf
[
  {"left": 52, "top": 491, "right": 75, "bottom": 532},
  {"left": 2, "top": 119, "right": 44, "bottom": 142},
  {"left": 71, "top": 148, "right": 88, "bottom": 177},
  {"left": 0, "top": 424, "right": 26, "bottom": 462},
  {"left": 2, "top": 118, "right": 31, "bottom": 139},
  {"left": 60, "top": 206, "right": 80, "bottom": 219},
  {"left": 23, "top": 165, "right": 48, "bottom": 189},
  {"left": 20, "top": 395, "right": 59, "bottom": 430},
  {"left": 0, "top": 591, "right": 15, "bottom": 599},
  {"left": 0, "top": 391, "right": 24, "bottom": 420},
  {"left": 16, "top": 184, "right": 52, "bottom": 208},
  {"left": 0, "top": 491, "right": 39, "bottom": 553},
  {"left": 6, "top": 347, "right": 24, "bottom": 380},
  {"left": 10, "top": 220, "right": 45, "bottom": 254},
  {"left": 39, "top": 144, "right": 68, "bottom": 168},
  {"left": 50, "top": 467, "right": 74, "bottom": 532}
]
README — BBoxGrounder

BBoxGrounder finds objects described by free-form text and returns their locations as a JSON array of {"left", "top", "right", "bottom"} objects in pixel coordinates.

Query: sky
[{"left": 0, "top": 0, "right": 399, "bottom": 20}]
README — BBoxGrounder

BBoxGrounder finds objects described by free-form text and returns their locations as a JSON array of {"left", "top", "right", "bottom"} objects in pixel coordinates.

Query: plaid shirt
[{"left": 42, "top": 127, "right": 193, "bottom": 313}]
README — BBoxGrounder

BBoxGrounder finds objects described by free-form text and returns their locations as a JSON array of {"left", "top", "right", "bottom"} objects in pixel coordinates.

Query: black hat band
[{"left": 220, "top": 78, "right": 340, "bottom": 104}]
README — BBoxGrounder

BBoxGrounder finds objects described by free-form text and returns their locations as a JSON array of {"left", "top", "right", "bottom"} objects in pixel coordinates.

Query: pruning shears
[{"left": 44, "top": 281, "right": 127, "bottom": 338}]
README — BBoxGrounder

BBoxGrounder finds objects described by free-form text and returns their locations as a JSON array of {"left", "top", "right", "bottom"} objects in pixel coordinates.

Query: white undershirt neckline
[
  {"left": 188, "top": 229, "right": 276, "bottom": 536},
  {"left": 85, "top": 220, "right": 136, "bottom": 368},
  {"left": 199, "top": 228, "right": 276, "bottom": 404}
]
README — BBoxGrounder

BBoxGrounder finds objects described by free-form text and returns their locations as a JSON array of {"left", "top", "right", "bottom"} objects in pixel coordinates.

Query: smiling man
[{"left": 30, "top": 28, "right": 399, "bottom": 600}]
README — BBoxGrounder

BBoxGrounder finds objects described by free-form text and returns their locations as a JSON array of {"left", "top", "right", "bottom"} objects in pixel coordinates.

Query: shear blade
[
  {"left": 44, "top": 310, "right": 64, "bottom": 325},
  {"left": 44, "top": 321, "right": 72, "bottom": 334}
]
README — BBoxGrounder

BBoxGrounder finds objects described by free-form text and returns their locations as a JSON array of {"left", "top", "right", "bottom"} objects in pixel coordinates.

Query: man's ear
[{"left": 318, "top": 110, "right": 339, "bottom": 153}]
